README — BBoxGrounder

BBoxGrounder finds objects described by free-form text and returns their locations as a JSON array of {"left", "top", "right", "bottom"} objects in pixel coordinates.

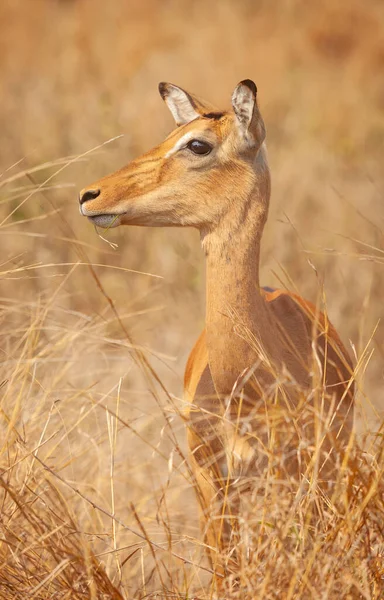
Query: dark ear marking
[
  {"left": 203, "top": 111, "right": 225, "bottom": 120},
  {"left": 239, "top": 79, "right": 257, "bottom": 96},
  {"left": 158, "top": 82, "right": 169, "bottom": 99}
]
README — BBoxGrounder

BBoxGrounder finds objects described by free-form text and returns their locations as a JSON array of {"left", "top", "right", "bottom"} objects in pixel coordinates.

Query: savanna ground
[{"left": 0, "top": 0, "right": 383, "bottom": 598}]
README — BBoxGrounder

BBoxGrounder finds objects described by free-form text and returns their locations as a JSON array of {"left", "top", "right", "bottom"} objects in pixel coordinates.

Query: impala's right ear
[
  {"left": 232, "top": 79, "right": 266, "bottom": 148},
  {"left": 158, "top": 82, "right": 201, "bottom": 126}
]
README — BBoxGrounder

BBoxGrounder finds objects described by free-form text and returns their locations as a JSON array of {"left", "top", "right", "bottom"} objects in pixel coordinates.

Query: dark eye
[{"left": 186, "top": 139, "right": 213, "bottom": 155}]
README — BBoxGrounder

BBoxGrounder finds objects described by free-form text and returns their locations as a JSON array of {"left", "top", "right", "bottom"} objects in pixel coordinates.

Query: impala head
[{"left": 79, "top": 79, "right": 270, "bottom": 244}]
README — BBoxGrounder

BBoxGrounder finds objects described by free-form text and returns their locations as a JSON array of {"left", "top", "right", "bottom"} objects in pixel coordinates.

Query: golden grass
[
  {"left": 0, "top": 0, "right": 383, "bottom": 597},
  {"left": 0, "top": 278, "right": 383, "bottom": 598},
  {"left": 216, "top": 443, "right": 384, "bottom": 599}
]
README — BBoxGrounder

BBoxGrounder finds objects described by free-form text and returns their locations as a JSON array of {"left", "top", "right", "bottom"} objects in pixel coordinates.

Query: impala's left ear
[
  {"left": 231, "top": 79, "right": 266, "bottom": 148},
  {"left": 159, "top": 82, "right": 218, "bottom": 127}
]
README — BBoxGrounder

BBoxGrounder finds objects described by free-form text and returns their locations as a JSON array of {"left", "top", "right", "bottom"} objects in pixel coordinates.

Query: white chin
[{"left": 88, "top": 214, "right": 121, "bottom": 228}]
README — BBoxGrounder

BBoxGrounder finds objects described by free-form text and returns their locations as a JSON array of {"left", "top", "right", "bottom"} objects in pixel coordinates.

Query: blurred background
[{"left": 0, "top": 0, "right": 383, "bottom": 595}]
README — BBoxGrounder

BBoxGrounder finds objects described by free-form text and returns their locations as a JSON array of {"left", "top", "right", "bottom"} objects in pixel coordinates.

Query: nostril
[{"left": 79, "top": 189, "right": 101, "bottom": 205}]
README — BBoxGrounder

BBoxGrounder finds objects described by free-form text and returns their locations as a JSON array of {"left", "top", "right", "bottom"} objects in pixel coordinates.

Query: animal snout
[{"left": 79, "top": 188, "right": 100, "bottom": 205}]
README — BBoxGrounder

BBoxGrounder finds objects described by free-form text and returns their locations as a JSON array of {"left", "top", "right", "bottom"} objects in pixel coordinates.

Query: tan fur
[{"left": 79, "top": 81, "right": 355, "bottom": 584}]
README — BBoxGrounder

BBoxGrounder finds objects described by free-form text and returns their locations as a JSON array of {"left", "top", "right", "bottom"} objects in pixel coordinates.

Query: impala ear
[
  {"left": 231, "top": 79, "right": 266, "bottom": 148},
  {"left": 159, "top": 82, "right": 200, "bottom": 126},
  {"left": 158, "top": 82, "right": 217, "bottom": 126}
]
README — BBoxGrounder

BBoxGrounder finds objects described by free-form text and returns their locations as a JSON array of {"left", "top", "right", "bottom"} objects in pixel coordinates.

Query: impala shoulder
[
  {"left": 263, "top": 288, "right": 310, "bottom": 328},
  {"left": 264, "top": 288, "right": 353, "bottom": 369}
]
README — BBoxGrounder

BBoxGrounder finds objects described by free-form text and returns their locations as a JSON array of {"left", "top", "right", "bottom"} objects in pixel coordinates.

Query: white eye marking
[{"left": 164, "top": 132, "right": 197, "bottom": 158}]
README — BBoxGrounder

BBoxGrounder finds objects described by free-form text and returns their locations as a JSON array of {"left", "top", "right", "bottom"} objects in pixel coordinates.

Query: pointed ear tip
[
  {"left": 158, "top": 82, "right": 168, "bottom": 98},
  {"left": 238, "top": 79, "right": 257, "bottom": 95}
]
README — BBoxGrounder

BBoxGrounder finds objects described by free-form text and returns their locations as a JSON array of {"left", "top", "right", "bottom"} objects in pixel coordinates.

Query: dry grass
[
  {"left": 217, "top": 444, "right": 384, "bottom": 599},
  {"left": 0, "top": 0, "right": 383, "bottom": 597}
]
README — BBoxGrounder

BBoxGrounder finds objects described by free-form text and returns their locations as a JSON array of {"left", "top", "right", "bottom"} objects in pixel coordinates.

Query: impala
[{"left": 79, "top": 80, "right": 354, "bottom": 583}]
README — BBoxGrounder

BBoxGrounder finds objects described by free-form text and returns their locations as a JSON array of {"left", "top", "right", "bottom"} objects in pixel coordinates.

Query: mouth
[
  {"left": 79, "top": 201, "right": 123, "bottom": 228},
  {"left": 86, "top": 214, "right": 122, "bottom": 228}
]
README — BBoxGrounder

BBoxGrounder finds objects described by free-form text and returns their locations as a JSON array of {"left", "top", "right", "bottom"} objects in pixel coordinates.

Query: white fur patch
[{"left": 164, "top": 131, "right": 196, "bottom": 158}]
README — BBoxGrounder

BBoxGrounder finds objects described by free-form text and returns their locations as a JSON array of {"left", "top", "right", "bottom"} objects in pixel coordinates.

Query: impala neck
[{"left": 202, "top": 154, "right": 277, "bottom": 398}]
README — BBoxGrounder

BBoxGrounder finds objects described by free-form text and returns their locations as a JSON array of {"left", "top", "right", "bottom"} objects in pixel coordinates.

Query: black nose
[{"left": 79, "top": 189, "right": 100, "bottom": 205}]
